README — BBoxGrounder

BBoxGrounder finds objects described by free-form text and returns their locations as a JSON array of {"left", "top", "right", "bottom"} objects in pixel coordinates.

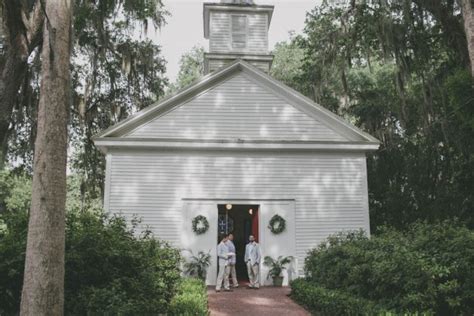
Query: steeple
[{"left": 203, "top": 0, "right": 274, "bottom": 74}]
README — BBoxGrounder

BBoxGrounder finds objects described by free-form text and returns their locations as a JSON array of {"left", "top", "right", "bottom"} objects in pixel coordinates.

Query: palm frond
[{"left": 264, "top": 255, "right": 294, "bottom": 278}]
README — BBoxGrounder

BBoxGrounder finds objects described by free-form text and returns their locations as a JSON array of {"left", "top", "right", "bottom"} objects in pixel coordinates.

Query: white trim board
[{"left": 94, "top": 138, "right": 379, "bottom": 153}]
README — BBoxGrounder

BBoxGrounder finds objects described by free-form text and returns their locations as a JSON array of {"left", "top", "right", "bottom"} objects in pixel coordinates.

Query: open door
[
  {"left": 216, "top": 204, "right": 259, "bottom": 283},
  {"left": 251, "top": 206, "right": 259, "bottom": 242}
]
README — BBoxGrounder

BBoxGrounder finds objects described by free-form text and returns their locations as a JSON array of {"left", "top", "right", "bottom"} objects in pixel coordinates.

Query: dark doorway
[{"left": 217, "top": 204, "right": 259, "bottom": 282}]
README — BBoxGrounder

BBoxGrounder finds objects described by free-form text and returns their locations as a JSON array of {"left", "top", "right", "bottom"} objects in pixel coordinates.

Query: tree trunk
[
  {"left": 0, "top": 1, "right": 43, "bottom": 168},
  {"left": 461, "top": 0, "right": 474, "bottom": 76},
  {"left": 0, "top": 47, "right": 29, "bottom": 168},
  {"left": 414, "top": 0, "right": 470, "bottom": 68},
  {"left": 0, "top": 1, "right": 29, "bottom": 167},
  {"left": 20, "top": 0, "right": 72, "bottom": 315}
]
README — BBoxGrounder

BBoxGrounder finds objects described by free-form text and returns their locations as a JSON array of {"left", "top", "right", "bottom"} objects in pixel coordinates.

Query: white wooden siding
[
  {"left": 106, "top": 150, "right": 370, "bottom": 274},
  {"left": 126, "top": 73, "right": 347, "bottom": 141},
  {"left": 209, "top": 11, "right": 268, "bottom": 54}
]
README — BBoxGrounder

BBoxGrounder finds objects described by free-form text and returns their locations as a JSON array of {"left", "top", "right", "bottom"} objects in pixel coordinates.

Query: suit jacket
[
  {"left": 225, "top": 240, "right": 236, "bottom": 265},
  {"left": 217, "top": 241, "right": 229, "bottom": 266},
  {"left": 244, "top": 242, "right": 261, "bottom": 265}
]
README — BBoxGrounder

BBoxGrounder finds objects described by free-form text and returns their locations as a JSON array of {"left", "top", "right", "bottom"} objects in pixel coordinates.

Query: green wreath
[
  {"left": 268, "top": 214, "right": 286, "bottom": 234},
  {"left": 192, "top": 215, "right": 209, "bottom": 235}
]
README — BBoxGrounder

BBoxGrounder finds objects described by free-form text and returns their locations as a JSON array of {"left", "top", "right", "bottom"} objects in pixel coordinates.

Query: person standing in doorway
[
  {"left": 216, "top": 235, "right": 234, "bottom": 292},
  {"left": 225, "top": 233, "right": 238, "bottom": 288},
  {"left": 244, "top": 235, "right": 261, "bottom": 289}
]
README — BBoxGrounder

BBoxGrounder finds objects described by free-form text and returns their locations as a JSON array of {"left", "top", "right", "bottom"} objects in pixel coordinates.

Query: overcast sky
[{"left": 153, "top": 0, "right": 318, "bottom": 82}]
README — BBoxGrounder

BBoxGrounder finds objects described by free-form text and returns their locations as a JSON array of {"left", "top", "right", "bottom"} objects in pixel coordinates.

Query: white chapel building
[{"left": 93, "top": 0, "right": 379, "bottom": 286}]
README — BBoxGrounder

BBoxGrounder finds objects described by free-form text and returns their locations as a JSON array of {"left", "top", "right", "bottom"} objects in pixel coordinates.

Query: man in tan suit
[
  {"left": 244, "top": 235, "right": 261, "bottom": 289},
  {"left": 225, "top": 233, "right": 238, "bottom": 287},
  {"left": 216, "top": 235, "right": 235, "bottom": 292}
]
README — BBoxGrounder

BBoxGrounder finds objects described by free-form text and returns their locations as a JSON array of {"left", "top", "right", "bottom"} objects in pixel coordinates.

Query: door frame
[{"left": 181, "top": 198, "right": 296, "bottom": 286}]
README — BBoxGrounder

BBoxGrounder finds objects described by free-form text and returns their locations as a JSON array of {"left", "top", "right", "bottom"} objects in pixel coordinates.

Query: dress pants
[
  {"left": 246, "top": 262, "right": 260, "bottom": 288},
  {"left": 216, "top": 263, "right": 230, "bottom": 290},
  {"left": 228, "top": 264, "right": 238, "bottom": 286}
]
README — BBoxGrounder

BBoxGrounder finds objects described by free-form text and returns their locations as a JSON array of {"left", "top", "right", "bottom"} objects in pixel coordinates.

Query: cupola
[{"left": 203, "top": 0, "right": 274, "bottom": 74}]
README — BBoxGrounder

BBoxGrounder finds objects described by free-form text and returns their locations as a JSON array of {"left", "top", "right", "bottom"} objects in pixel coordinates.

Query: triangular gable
[
  {"left": 94, "top": 60, "right": 379, "bottom": 146},
  {"left": 125, "top": 72, "right": 347, "bottom": 141}
]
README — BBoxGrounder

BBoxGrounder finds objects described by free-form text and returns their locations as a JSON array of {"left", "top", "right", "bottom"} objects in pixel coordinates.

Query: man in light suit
[
  {"left": 244, "top": 235, "right": 261, "bottom": 289},
  {"left": 225, "top": 233, "right": 238, "bottom": 287},
  {"left": 216, "top": 235, "right": 235, "bottom": 292}
]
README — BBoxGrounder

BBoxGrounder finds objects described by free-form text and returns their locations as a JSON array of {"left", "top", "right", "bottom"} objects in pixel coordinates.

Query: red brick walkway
[{"left": 207, "top": 286, "right": 309, "bottom": 316}]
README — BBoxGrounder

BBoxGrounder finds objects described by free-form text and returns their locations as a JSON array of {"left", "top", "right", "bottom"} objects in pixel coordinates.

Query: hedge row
[
  {"left": 291, "top": 221, "right": 474, "bottom": 315},
  {"left": 291, "top": 279, "right": 386, "bottom": 315},
  {"left": 169, "top": 278, "right": 209, "bottom": 316}
]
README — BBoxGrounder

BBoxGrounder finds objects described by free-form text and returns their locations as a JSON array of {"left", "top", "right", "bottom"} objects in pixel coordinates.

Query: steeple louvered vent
[{"left": 203, "top": 1, "right": 274, "bottom": 74}]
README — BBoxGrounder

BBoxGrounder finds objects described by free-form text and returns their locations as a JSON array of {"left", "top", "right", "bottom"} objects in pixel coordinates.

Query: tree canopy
[
  {"left": 270, "top": 0, "right": 474, "bottom": 230},
  {"left": 2, "top": 0, "right": 473, "bottom": 232},
  {"left": 1, "top": 0, "right": 169, "bottom": 199},
  {"left": 168, "top": 45, "right": 205, "bottom": 93}
]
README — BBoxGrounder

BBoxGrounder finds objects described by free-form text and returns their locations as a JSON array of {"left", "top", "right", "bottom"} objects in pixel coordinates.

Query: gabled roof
[{"left": 93, "top": 60, "right": 379, "bottom": 152}]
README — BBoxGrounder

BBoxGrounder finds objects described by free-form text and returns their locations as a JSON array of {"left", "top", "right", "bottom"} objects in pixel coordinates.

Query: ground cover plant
[{"left": 169, "top": 277, "right": 209, "bottom": 316}]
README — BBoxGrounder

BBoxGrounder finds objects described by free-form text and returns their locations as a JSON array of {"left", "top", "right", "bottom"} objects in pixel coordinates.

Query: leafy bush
[
  {"left": 0, "top": 171, "right": 182, "bottom": 315},
  {"left": 291, "top": 278, "right": 384, "bottom": 315},
  {"left": 64, "top": 212, "right": 181, "bottom": 315},
  {"left": 169, "top": 278, "right": 208, "bottom": 316},
  {"left": 0, "top": 171, "right": 31, "bottom": 314},
  {"left": 297, "top": 222, "right": 474, "bottom": 315},
  {"left": 0, "top": 170, "right": 31, "bottom": 214},
  {"left": 263, "top": 255, "right": 293, "bottom": 279},
  {"left": 183, "top": 250, "right": 212, "bottom": 281}
]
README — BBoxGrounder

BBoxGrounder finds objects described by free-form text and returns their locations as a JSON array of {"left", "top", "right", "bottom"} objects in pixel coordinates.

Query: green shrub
[
  {"left": 300, "top": 222, "right": 474, "bottom": 315},
  {"left": 0, "top": 210, "right": 181, "bottom": 315},
  {"left": 0, "top": 170, "right": 31, "bottom": 214},
  {"left": 0, "top": 171, "right": 31, "bottom": 314},
  {"left": 0, "top": 170, "right": 182, "bottom": 315},
  {"left": 169, "top": 278, "right": 208, "bottom": 316},
  {"left": 64, "top": 212, "right": 181, "bottom": 315},
  {"left": 290, "top": 278, "right": 384, "bottom": 315}
]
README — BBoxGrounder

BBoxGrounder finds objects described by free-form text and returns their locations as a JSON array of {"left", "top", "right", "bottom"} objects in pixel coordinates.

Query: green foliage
[
  {"left": 0, "top": 172, "right": 29, "bottom": 314},
  {"left": 6, "top": 0, "right": 169, "bottom": 198},
  {"left": 64, "top": 212, "right": 181, "bottom": 315},
  {"left": 65, "top": 174, "right": 102, "bottom": 213},
  {"left": 169, "top": 278, "right": 209, "bottom": 316},
  {"left": 270, "top": 36, "right": 306, "bottom": 94},
  {"left": 168, "top": 45, "right": 205, "bottom": 93},
  {"left": 0, "top": 172, "right": 182, "bottom": 315},
  {"left": 267, "top": 214, "right": 286, "bottom": 234},
  {"left": 298, "top": 222, "right": 474, "bottom": 315},
  {"left": 291, "top": 279, "right": 384, "bottom": 316},
  {"left": 183, "top": 250, "right": 212, "bottom": 281},
  {"left": 69, "top": 0, "right": 169, "bottom": 197},
  {"left": 192, "top": 214, "right": 210, "bottom": 235},
  {"left": 294, "top": 1, "right": 474, "bottom": 230},
  {"left": 0, "top": 170, "right": 31, "bottom": 214},
  {"left": 263, "top": 255, "right": 293, "bottom": 279}
]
